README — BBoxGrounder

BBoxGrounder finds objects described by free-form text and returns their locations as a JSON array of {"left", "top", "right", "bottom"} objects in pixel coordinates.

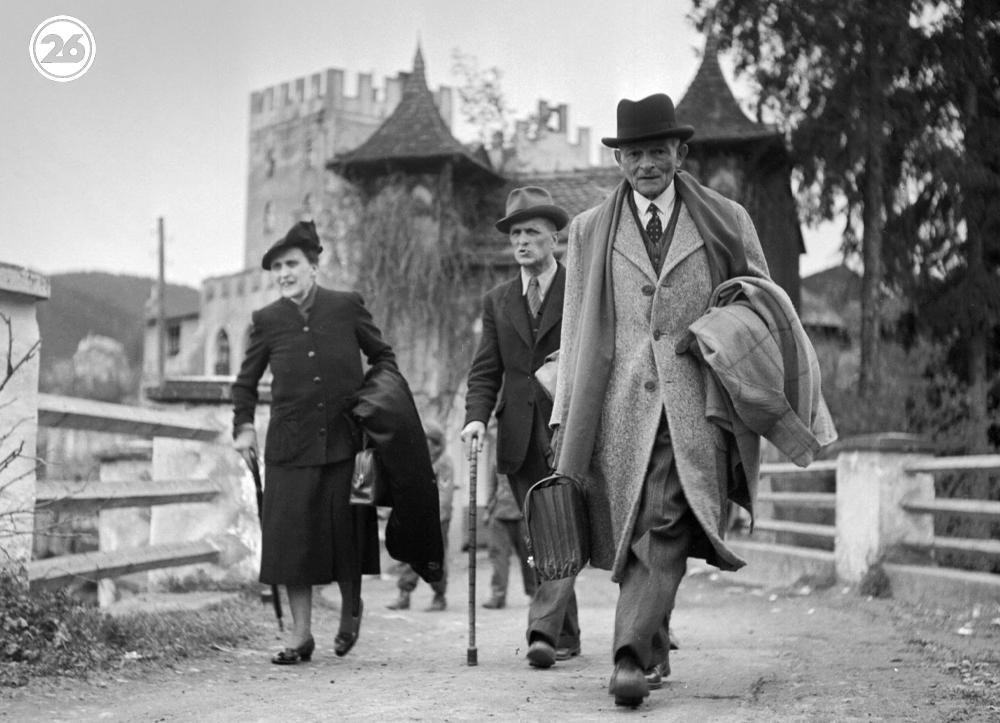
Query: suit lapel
[
  {"left": 660, "top": 204, "right": 704, "bottom": 281},
  {"left": 614, "top": 206, "right": 657, "bottom": 283},
  {"left": 536, "top": 264, "right": 565, "bottom": 342},
  {"left": 502, "top": 279, "right": 534, "bottom": 350}
]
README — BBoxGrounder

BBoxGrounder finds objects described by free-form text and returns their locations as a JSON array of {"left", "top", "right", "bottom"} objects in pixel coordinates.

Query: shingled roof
[
  {"left": 331, "top": 46, "right": 501, "bottom": 182},
  {"left": 675, "top": 34, "right": 780, "bottom": 144}
]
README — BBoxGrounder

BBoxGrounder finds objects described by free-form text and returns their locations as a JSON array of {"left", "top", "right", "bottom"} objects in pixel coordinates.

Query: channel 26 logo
[{"left": 30, "top": 15, "right": 96, "bottom": 82}]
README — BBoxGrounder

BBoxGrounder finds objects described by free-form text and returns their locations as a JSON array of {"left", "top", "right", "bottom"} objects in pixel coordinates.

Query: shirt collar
[
  {"left": 290, "top": 281, "right": 318, "bottom": 318},
  {"left": 632, "top": 180, "right": 677, "bottom": 219},
  {"left": 520, "top": 260, "right": 558, "bottom": 299}
]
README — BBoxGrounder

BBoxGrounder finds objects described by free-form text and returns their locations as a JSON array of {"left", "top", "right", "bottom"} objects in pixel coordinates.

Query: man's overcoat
[{"left": 552, "top": 190, "right": 769, "bottom": 581}]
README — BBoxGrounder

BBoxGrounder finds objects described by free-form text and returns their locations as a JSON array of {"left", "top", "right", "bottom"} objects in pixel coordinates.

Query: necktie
[
  {"left": 646, "top": 203, "right": 663, "bottom": 245},
  {"left": 527, "top": 276, "right": 541, "bottom": 318}
]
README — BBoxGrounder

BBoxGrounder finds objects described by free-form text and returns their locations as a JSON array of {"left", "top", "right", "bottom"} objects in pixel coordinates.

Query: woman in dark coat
[{"left": 232, "top": 220, "right": 397, "bottom": 663}]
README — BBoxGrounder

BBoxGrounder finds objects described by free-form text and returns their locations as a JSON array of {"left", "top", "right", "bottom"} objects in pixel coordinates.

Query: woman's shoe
[
  {"left": 334, "top": 600, "right": 363, "bottom": 657},
  {"left": 271, "top": 635, "right": 315, "bottom": 665}
]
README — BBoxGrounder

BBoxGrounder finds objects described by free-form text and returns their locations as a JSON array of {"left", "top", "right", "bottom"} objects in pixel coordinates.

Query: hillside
[{"left": 36, "top": 272, "right": 200, "bottom": 382}]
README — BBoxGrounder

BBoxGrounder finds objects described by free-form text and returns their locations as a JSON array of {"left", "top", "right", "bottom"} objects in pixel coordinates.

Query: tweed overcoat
[
  {"left": 465, "top": 266, "right": 565, "bottom": 475},
  {"left": 552, "top": 191, "right": 769, "bottom": 581}
]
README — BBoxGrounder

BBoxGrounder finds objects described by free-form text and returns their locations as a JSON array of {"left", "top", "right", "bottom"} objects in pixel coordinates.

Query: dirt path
[{"left": 2, "top": 557, "right": 998, "bottom": 722}]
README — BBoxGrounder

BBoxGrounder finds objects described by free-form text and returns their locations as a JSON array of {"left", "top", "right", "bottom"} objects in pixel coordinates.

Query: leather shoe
[
  {"left": 334, "top": 600, "right": 363, "bottom": 657},
  {"left": 645, "top": 660, "right": 670, "bottom": 690},
  {"left": 555, "top": 644, "right": 581, "bottom": 661},
  {"left": 526, "top": 638, "right": 556, "bottom": 668},
  {"left": 609, "top": 655, "right": 649, "bottom": 707},
  {"left": 386, "top": 591, "right": 410, "bottom": 610},
  {"left": 482, "top": 596, "right": 506, "bottom": 609},
  {"left": 425, "top": 594, "right": 446, "bottom": 612},
  {"left": 271, "top": 635, "right": 315, "bottom": 665}
]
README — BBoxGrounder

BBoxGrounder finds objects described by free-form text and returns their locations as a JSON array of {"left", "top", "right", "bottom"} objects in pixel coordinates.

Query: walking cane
[
  {"left": 246, "top": 448, "right": 284, "bottom": 631},
  {"left": 466, "top": 436, "right": 479, "bottom": 666}
]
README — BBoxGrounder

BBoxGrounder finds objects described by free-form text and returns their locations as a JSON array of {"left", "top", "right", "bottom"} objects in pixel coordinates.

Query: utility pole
[{"left": 157, "top": 216, "right": 166, "bottom": 386}]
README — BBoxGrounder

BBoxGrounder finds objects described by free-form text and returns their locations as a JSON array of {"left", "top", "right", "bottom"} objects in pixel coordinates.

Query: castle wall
[{"left": 245, "top": 68, "right": 453, "bottom": 269}]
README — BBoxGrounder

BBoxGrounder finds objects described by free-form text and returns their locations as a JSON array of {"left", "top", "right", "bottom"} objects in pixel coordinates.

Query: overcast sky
[{"left": 0, "top": 0, "right": 842, "bottom": 288}]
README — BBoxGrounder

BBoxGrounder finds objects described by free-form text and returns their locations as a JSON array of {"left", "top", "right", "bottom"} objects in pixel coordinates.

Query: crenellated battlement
[
  {"left": 249, "top": 67, "right": 453, "bottom": 131},
  {"left": 500, "top": 99, "right": 596, "bottom": 174}
]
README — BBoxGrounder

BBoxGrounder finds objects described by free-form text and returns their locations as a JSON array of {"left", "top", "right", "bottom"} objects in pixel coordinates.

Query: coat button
[
  {"left": 644, "top": 380, "right": 656, "bottom": 391},
  {"left": 319, "top": 428, "right": 326, "bottom": 435},
  {"left": 308, "top": 350, "right": 316, "bottom": 357},
  {"left": 313, "top": 376, "right": 321, "bottom": 383},
  {"left": 653, "top": 329, "right": 662, "bottom": 341},
  {"left": 641, "top": 284, "right": 655, "bottom": 296},
  {"left": 317, "top": 401, "right": 324, "bottom": 409},
  {"left": 303, "top": 326, "right": 310, "bottom": 332}
]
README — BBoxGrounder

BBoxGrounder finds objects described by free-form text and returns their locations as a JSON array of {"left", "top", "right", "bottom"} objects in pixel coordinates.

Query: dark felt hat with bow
[{"left": 261, "top": 220, "right": 323, "bottom": 270}]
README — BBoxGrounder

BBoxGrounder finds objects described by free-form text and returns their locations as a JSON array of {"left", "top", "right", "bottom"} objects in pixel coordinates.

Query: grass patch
[{"left": 1, "top": 569, "right": 259, "bottom": 688}]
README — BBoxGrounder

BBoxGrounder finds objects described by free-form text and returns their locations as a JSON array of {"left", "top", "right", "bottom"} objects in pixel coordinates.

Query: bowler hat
[
  {"left": 261, "top": 220, "right": 323, "bottom": 270},
  {"left": 495, "top": 186, "right": 569, "bottom": 234},
  {"left": 601, "top": 94, "right": 694, "bottom": 148}
]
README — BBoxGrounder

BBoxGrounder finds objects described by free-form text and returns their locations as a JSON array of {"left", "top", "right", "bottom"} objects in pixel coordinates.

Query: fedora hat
[
  {"left": 261, "top": 220, "right": 323, "bottom": 269},
  {"left": 495, "top": 186, "right": 570, "bottom": 234},
  {"left": 601, "top": 93, "right": 694, "bottom": 147}
]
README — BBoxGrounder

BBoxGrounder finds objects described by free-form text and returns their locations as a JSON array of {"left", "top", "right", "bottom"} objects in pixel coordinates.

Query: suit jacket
[
  {"left": 232, "top": 286, "right": 396, "bottom": 467},
  {"left": 553, "top": 188, "right": 769, "bottom": 580},
  {"left": 465, "top": 265, "right": 565, "bottom": 475}
]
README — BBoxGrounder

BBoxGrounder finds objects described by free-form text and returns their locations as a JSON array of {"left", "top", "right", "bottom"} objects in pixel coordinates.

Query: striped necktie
[{"left": 527, "top": 276, "right": 541, "bottom": 318}]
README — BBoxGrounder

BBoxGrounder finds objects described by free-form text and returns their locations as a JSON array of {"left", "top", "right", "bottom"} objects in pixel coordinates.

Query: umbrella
[{"left": 246, "top": 448, "right": 284, "bottom": 631}]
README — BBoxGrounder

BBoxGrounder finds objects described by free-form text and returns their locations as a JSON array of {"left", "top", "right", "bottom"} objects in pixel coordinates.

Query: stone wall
[{"left": 0, "top": 262, "right": 50, "bottom": 574}]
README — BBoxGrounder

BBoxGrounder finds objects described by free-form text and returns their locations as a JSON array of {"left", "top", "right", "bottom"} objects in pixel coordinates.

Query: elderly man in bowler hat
[
  {"left": 550, "top": 94, "right": 772, "bottom": 707},
  {"left": 461, "top": 186, "right": 581, "bottom": 669}
]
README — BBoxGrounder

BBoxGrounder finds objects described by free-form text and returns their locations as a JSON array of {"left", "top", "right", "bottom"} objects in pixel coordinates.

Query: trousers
[
  {"left": 508, "top": 410, "right": 580, "bottom": 648},
  {"left": 397, "top": 518, "right": 450, "bottom": 596},
  {"left": 612, "top": 414, "right": 699, "bottom": 670},
  {"left": 488, "top": 517, "right": 537, "bottom": 599}
]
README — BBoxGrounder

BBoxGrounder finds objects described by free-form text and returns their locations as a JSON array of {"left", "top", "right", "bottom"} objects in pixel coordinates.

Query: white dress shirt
[
  {"left": 520, "top": 260, "right": 558, "bottom": 302},
  {"left": 632, "top": 180, "right": 677, "bottom": 228}
]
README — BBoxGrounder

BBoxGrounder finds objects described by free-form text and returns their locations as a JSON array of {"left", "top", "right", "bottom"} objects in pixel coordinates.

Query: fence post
[
  {"left": 833, "top": 433, "right": 936, "bottom": 583},
  {"left": 0, "top": 264, "right": 49, "bottom": 580},
  {"left": 146, "top": 380, "right": 259, "bottom": 588},
  {"left": 96, "top": 441, "right": 153, "bottom": 607}
]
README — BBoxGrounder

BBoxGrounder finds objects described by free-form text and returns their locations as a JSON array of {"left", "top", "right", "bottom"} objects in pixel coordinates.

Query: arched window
[{"left": 214, "top": 329, "right": 231, "bottom": 376}]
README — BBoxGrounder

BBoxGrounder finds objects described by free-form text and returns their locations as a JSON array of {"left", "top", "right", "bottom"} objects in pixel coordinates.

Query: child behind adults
[
  {"left": 482, "top": 472, "right": 537, "bottom": 609},
  {"left": 386, "top": 422, "right": 456, "bottom": 611}
]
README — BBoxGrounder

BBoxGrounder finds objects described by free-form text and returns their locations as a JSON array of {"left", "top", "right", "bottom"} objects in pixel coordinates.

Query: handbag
[
  {"left": 350, "top": 437, "right": 387, "bottom": 506},
  {"left": 523, "top": 473, "right": 590, "bottom": 581}
]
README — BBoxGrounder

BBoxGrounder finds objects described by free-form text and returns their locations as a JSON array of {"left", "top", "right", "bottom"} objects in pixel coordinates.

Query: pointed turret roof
[
  {"left": 331, "top": 45, "right": 501, "bottom": 182},
  {"left": 676, "top": 34, "right": 779, "bottom": 143}
]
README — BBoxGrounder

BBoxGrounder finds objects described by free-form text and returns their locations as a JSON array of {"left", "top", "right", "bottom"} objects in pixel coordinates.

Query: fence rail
[
  {"left": 27, "top": 541, "right": 221, "bottom": 592},
  {"left": 35, "top": 479, "right": 220, "bottom": 513}
]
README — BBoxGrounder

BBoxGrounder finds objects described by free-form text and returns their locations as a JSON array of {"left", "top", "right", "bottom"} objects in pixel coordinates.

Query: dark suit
[
  {"left": 232, "top": 286, "right": 396, "bottom": 584},
  {"left": 465, "top": 265, "right": 579, "bottom": 650}
]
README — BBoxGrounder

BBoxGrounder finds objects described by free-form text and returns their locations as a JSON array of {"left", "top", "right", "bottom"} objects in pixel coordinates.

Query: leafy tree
[
  {"left": 890, "top": 0, "right": 1000, "bottom": 452},
  {"left": 691, "top": 0, "right": 922, "bottom": 396},
  {"left": 450, "top": 49, "right": 512, "bottom": 147}
]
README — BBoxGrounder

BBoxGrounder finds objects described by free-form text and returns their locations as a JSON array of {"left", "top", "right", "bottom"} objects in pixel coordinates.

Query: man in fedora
[
  {"left": 461, "top": 186, "right": 580, "bottom": 669},
  {"left": 550, "top": 94, "right": 772, "bottom": 707}
]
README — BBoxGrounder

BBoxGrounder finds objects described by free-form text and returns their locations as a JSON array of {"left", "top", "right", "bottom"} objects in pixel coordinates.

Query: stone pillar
[
  {"left": 145, "top": 379, "right": 266, "bottom": 588},
  {"left": 0, "top": 263, "right": 50, "bottom": 580},
  {"left": 96, "top": 441, "right": 153, "bottom": 607},
  {"left": 834, "top": 434, "right": 936, "bottom": 583}
]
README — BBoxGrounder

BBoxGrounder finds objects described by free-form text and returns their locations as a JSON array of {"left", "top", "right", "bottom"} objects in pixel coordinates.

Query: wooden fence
[
  {"left": 24, "top": 394, "right": 227, "bottom": 594},
  {"left": 730, "top": 436, "right": 1000, "bottom": 608}
]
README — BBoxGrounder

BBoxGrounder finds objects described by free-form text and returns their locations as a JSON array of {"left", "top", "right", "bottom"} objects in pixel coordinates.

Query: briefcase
[{"left": 523, "top": 474, "right": 589, "bottom": 581}]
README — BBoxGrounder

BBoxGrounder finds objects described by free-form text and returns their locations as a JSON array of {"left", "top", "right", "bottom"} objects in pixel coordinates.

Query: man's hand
[
  {"left": 460, "top": 420, "right": 486, "bottom": 446},
  {"left": 233, "top": 427, "right": 258, "bottom": 467}
]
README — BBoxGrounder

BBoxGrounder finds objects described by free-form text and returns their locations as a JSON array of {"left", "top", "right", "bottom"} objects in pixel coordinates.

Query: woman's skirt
[{"left": 259, "top": 458, "right": 380, "bottom": 585}]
